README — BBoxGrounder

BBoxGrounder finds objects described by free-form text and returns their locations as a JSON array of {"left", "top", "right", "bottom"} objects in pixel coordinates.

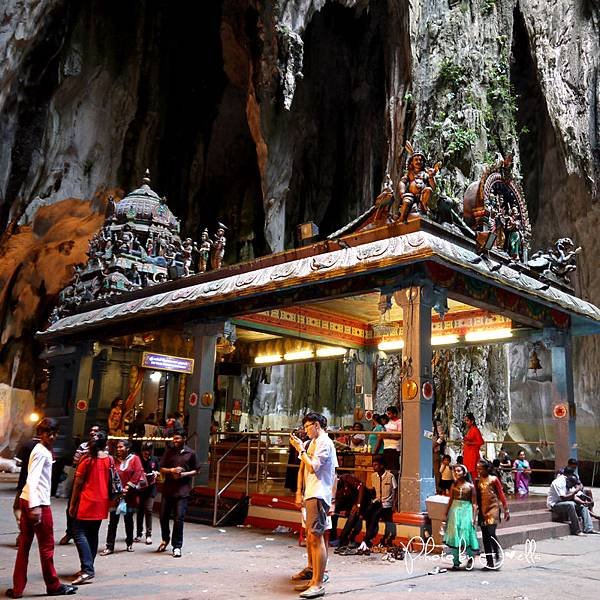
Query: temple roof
[
  {"left": 38, "top": 219, "right": 600, "bottom": 342},
  {"left": 114, "top": 180, "right": 179, "bottom": 231}
]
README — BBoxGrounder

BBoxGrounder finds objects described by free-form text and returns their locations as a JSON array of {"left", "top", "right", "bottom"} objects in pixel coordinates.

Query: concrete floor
[{"left": 1, "top": 481, "right": 600, "bottom": 599}]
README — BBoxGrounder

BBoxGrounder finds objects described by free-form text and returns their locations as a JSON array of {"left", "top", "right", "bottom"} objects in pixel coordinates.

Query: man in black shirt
[{"left": 158, "top": 429, "right": 198, "bottom": 558}]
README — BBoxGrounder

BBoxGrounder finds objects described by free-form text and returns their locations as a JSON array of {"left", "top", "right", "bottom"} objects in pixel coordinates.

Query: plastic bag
[{"left": 115, "top": 498, "right": 128, "bottom": 515}]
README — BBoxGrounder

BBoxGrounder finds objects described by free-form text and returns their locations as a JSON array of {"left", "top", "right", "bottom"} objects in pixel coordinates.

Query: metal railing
[
  {"left": 592, "top": 448, "right": 600, "bottom": 487},
  {"left": 212, "top": 432, "right": 254, "bottom": 526},
  {"left": 208, "top": 429, "right": 563, "bottom": 524},
  {"left": 210, "top": 428, "right": 402, "bottom": 488}
]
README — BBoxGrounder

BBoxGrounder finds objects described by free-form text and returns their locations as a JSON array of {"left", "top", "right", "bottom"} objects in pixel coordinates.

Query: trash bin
[{"left": 425, "top": 494, "right": 450, "bottom": 546}]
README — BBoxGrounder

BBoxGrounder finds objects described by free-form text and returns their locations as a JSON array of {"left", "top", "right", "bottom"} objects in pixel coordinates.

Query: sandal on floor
[
  {"left": 46, "top": 584, "right": 78, "bottom": 596},
  {"left": 157, "top": 541, "right": 168, "bottom": 553},
  {"left": 290, "top": 568, "right": 313, "bottom": 581},
  {"left": 71, "top": 573, "right": 94, "bottom": 585}
]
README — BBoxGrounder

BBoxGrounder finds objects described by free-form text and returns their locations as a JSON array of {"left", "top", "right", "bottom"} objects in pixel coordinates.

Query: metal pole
[{"left": 246, "top": 434, "right": 251, "bottom": 496}]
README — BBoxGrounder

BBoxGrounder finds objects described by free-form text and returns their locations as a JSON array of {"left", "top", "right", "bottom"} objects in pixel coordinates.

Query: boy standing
[{"left": 7, "top": 418, "right": 77, "bottom": 598}]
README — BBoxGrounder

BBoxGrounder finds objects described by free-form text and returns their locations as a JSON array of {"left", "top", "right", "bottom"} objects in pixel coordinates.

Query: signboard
[{"left": 141, "top": 352, "right": 194, "bottom": 374}]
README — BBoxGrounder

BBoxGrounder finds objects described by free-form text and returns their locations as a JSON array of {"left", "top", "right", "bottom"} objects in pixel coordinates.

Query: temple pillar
[
  {"left": 72, "top": 345, "right": 94, "bottom": 438},
  {"left": 394, "top": 284, "right": 435, "bottom": 513},
  {"left": 545, "top": 329, "right": 577, "bottom": 468},
  {"left": 186, "top": 322, "right": 223, "bottom": 484}
]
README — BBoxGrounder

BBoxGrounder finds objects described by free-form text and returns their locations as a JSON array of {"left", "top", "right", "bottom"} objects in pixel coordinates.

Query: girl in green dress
[{"left": 443, "top": 464, "right": 479, "bottom": 569}]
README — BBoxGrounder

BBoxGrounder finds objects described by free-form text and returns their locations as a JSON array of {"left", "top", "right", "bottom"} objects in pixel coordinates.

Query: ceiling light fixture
[
  {"left": 254, "top": 354, "right": 283, "bottom": 365},
  {"left": 431, "top": 334, "right": 460, "bottom": 346},
  {"left": 315, "top": 346, "right": 347, "bottom": 358},
  {"left": 377, "top": 339, "right": 405, "bottom": 351},
  {"left": 283, "top": 349, "right": 314, "bottom": 361},
  {"left": 464, "top": 328, "right": 513, "bottom": 342}
]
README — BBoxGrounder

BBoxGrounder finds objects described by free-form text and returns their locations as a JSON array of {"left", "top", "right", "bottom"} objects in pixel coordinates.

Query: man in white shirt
[
  {"left": 547, "top": 467, "right": 595, "bottom": 535},
  {"left": 290, "top": 412, "right": 337, "bottom": 599},
  {"left": 7, "top": 418, "right": 78, "bottom": 598}
]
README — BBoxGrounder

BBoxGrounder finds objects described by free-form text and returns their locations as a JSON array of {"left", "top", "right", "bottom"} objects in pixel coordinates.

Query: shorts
[
  {"left": 301, "top": 507, "right": 331, "bottom": 531},
  {"left": 304, "top": 498, "right": 329, "bottom": 535},
  {"left": 440, "top": 479, "right": 453, "bottom": 491}
]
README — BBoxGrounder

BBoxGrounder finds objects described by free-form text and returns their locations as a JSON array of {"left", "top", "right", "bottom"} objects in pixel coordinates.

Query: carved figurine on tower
[
  {"left": 198, "top": 229, "right": 212, "bottom": 273},
  {"left": 212, "top": 223, "right": 227, "bottom": 270},
  {"left": 398, "top": 142, "right": 442, "bottom": 223}
]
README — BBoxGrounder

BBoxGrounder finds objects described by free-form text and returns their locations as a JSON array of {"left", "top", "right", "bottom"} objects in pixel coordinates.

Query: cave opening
[
  {"left": 0, "top": 2, "right": 71, "bottom": 230},
  {"left": 510, "top": 5, "right": 557, "bottom": 226},
  {"left": 285, "top": 0, "right": 389, "bottom": 244},
  {"left": 117, "top": 1, "right": 266, "bottom": 263}
]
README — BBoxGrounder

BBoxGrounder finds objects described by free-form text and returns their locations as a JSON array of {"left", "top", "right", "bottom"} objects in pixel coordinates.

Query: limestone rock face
[
  {"left": 0, "top": 0, "right": 599, "bottom": 454},
  {"left": 433, "top": 346, "right": 510, "bottom": 443}
]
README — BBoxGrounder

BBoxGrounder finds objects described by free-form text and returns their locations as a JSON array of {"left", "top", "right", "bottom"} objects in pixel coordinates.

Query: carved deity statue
[
  {"left": 506, "top": 206, "right": 522, "bottom": 260},
  {"left": 212, "top": 224, "right": 227, "bottom": 270},
  {"left": 398, "top": 142, "right": 441, "bottom": 223},
  {"left": 145, "top": 233, "right": 155, "bottom": 257},
  {"left": 118, "top": 225, "right": 134, "bottom": 254},
  {"left": 182, "top": 237, "right": 197, "bottom": 276},
  {"left": 198, "top": 229, "right": 212, "bottom": 272}
]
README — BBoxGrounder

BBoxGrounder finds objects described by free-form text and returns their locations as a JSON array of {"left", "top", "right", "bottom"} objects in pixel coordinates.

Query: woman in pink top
[
  {"left": 100, "top": 439, "right": 144, "bottom": 555},
  {"left": 69, "top": 430, "right": 111, "bottom": 585}
]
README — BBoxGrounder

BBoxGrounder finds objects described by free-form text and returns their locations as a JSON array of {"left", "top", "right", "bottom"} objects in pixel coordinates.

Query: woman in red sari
[{"left": 462, "top": 413, "right": 484, "bottom": 481}]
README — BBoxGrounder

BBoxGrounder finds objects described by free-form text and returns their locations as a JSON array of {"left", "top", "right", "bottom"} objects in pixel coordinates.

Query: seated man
[
  {"left": 360, "top": 456, "right": 397, "bottom": 549},
  {"left": 331, "top": 473, "right": 369, "bottom": 549},
  {"left": 547, "top": 467, "right": 597, "bottom": 535},
  {"left": 562, "top": 459, "right": 599, "bottom": 519}
]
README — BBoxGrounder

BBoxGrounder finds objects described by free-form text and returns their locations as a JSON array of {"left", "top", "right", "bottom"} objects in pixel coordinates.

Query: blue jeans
[
  {"left": 160, "top": 496, "right": 188, "bottom": 549},
  {"left": 73, "top": 520, "right": 101, "bottom": 576},
  {"left": 551, "top": 501, "right": 594, "bottom": 534}
]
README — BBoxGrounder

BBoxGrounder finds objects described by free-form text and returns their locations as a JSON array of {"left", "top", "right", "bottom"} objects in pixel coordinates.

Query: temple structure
[{"left": 39, "top": 155, "right": 600, "bottom": 539}]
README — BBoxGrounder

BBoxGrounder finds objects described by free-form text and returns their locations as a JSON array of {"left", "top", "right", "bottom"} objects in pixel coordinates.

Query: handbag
[{"left": 108, "top": 456, "right": 123, "bottom": 500}]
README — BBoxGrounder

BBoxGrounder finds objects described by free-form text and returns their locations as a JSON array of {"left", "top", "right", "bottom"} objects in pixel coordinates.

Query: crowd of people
[
  {"left": 8, "top": 416, "right": 199, "bottom": 598},
  {"left": 9, "top": 409, "right": 600, "bottom": 599}
]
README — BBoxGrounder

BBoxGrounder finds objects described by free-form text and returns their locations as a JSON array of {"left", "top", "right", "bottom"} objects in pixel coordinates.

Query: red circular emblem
[
  {"left": 422, "top": 381, "right": 434, "bottom": 400},
  {"left": 365, "top": 410, "right": 373, "bottom": 421},
  {"left": 76, "top": 400, "right": 88, "bottom": 411},
  {"left": 188, "top": 392, "right": 198, "bottom": 407},
  {"left": 553, "top": 403, "right": 568, "bottom": 419}
]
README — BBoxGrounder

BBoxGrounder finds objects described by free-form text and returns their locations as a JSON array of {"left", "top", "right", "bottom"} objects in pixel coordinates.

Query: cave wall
[{"left": 0, "top": 0, "right": 599, "bottom": 454}]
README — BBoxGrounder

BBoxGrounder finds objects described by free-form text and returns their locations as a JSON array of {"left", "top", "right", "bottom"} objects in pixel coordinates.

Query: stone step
[
  {"left": 488, "top": 518, "right": 600, "bottom": 549},
  {"left": 497, "top": 508, "right": 552, "bottom": 528},
  {"left": 482, "top": 521, "right": 570, "bottom": 549},
  {"left": 506, "top": 496, "right": 548, "bottom": 512}
]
